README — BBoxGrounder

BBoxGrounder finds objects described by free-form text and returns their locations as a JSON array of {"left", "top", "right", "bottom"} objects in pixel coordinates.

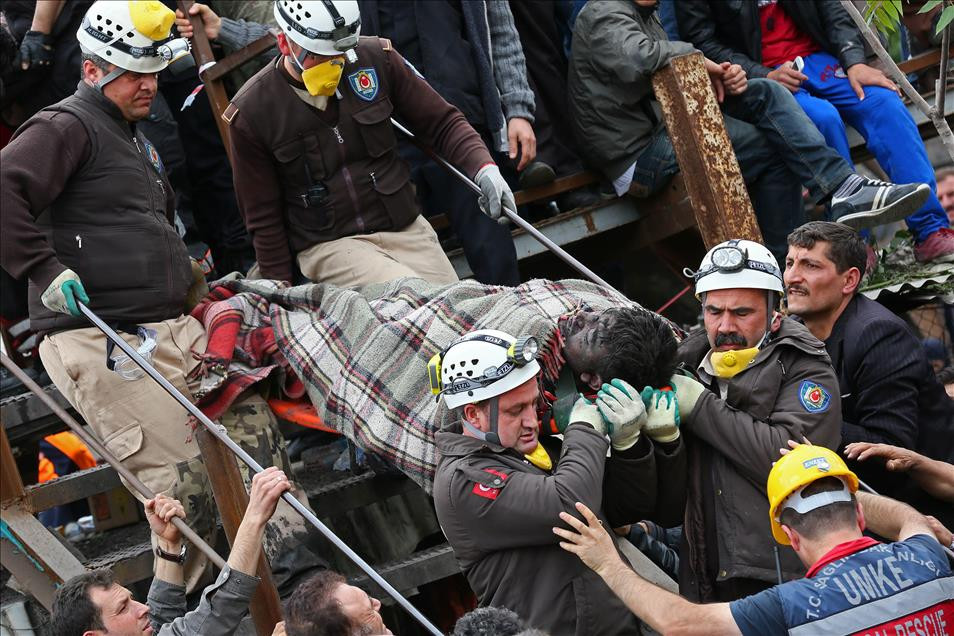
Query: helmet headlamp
[{"left": 508, "top": 336, "right": 539, "bottom": 366}]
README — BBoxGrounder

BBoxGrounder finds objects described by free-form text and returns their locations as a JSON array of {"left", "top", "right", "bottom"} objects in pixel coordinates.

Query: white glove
[
  {"left": 569, "top": 395, "right": 608, "bottom": 436},
  {"left": 41, "top": 269, "right": 89, "bottom": 317},
  {"left": 670, "top": 374, "right": 706, "bottom": 420},
  {"left": 641, "top": 387, "right": 680, "bottom": 443},
  {"left": 596, "top": 379, "right": 646, "bottom": 450},
  {"left": 475, "top": 164, "right": 517, "bottom": 224}
]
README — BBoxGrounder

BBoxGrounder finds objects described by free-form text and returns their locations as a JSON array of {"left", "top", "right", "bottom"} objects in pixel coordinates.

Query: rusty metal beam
[
  {"left": 195, "top": 427, "right": 283, "bottom": 635},
  {"left": 652, "top": 52, "right": 762, "bottom": 248},
  {"left": 177, "top": 0, "right": 233, "bottom": 158}
]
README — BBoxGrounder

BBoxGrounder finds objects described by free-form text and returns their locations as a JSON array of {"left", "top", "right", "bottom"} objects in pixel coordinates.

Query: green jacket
[
  {"left": 568, "top": 0, "right": 696, "bottom": 181},
  {"left": 676, "top": 318, "right": 842, "bottom": 599}
]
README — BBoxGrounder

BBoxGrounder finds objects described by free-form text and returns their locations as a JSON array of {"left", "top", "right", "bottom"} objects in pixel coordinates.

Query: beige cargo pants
[{"left": 40, "top": 314, "right": 323, "bottom": 593}]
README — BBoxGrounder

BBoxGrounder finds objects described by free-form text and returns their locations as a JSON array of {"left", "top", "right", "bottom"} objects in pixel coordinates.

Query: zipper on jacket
[
  {"left": 332, "top": 125, "right": 365, "bottom": 232},
  {"left": 134, "top": 133, "right": 176, "bottom": 314}
]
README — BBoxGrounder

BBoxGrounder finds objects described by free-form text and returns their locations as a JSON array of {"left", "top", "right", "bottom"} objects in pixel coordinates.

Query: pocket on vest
[
  {"left": 53, "top": 225, "right": 168, "bottom": 295},
  {"left": 372, "top": 158, "right": 417, "bottom": 229},
  {"left": 353, "top": 97, "right": 396, "bottom": 158}
]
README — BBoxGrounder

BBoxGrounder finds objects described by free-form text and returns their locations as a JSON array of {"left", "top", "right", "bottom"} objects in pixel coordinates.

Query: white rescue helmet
[
  {"left": 77, "top": 1, "right": 187, "bottom": 74},
  {"left": 690, "top": 239, "right": 784, "bottom": 298},
  {"left": 273, "top": 0, "right": 361, "bottom": 57},
  {"left": 431, "top": 330, "right": 541, "bottom": 410}
]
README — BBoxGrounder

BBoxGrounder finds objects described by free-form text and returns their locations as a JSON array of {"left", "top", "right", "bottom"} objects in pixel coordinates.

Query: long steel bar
[
  {"left": 77, "top": 303, "right": 443, "bottom": 636},
  {"left": 390, "top": 118, "right": 622, "bottom": 295},
  {"left": 0, "top": 353, "right": 227, "bottom": 570}
]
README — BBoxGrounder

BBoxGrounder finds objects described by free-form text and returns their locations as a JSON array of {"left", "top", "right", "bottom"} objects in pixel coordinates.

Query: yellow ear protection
[{"left": 428, "top": 350, "right": 444, "bottom": 395}]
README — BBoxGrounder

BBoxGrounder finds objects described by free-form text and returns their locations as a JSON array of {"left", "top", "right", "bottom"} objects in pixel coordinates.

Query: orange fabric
[
  {"left": 268, "top": 398, "right": 340, "bottom": 434},
  {"left": 44, "top": 431, "right": 97, "bottom": 470},
  {"left": 38, "top": 456, "right": 57, "bottom": 483}
]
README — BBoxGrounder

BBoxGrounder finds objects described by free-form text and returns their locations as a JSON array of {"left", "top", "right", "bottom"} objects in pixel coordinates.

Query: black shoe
[
  {"left": 557, "top": 186, "right": 601, "bottom": 211},
  {"left": 518, "top": 161, "right": 556, "bottom": 189},
  {"left": 831, "top": 178, "right": 929, "bottom": 230}
]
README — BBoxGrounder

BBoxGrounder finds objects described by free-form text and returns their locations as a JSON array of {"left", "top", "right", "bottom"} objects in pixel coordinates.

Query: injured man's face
[{"left": 559, "top": 308, "right": 616, "bottom": 390}]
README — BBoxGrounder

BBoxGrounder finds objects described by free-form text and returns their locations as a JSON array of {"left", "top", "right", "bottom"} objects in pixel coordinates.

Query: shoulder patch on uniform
[
  {"left": 471, "top": 468, "right": 508, "bottom": 500},
  {"left": 378, "top": 37, "right": 392, "bottom": 51},
  {"left": 222, "top": 103, "right": 239, "bottom": 125},
  {"left": 798, "top": 380, "right": 831, "bottom": 413},
  {"left": 348, "top": 68, "right": 379, "bottom": 101}
]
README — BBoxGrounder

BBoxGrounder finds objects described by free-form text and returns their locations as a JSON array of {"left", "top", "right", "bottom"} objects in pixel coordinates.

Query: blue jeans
[
  {"left": 633, "top": 79, "right": 854, "bottom": 263},
  {"left": 791, "top": 51, "right": 947, "bottom": 242}
]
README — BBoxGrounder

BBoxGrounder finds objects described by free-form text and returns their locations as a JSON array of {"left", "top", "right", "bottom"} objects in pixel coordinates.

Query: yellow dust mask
[
  {"left": 294, "top": 50, "right": 345, "bottom": 97},
  {"left": 524, "top": 442, "right": 553, "bottom": 471},
  {"left": 709, "top": 347, "right": 760, "bottom": 379}
]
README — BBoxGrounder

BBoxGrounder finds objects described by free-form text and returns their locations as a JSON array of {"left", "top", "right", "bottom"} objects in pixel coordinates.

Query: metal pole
[
  {"left": 390, "top": 118, "right": 623, "bottom": 295},
  {"left": 76, "top": 303, "right": 443, "bottom": 636},
  {"left": 0, "top": 353, "right": 227, "bottom": 570}
]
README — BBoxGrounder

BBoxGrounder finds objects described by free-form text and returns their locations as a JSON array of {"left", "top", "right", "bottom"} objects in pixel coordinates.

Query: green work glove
[
  {"left": 548, "top": 393, "right": 579, "bottom": 434},
  {"left": 569, "top": 394, "right": 608, "bottom": 436},
  {"left": 597, "top": 379, "right": 646, "bottom": 451},
  {"left": 670, "top": 374, "right": 706, "bottom": 420},
  {"left": 640, "top": 386, "right": 680, "bottom": 443},
  {"left": 41, "top": 269, "right": 89, "bottom": 317}
]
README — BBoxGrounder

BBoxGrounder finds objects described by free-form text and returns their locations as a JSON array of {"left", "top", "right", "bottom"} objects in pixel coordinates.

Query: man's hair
[
  {"left": 49, "top": 569, "right": 114, "bottom": 636},
  {"left": 787, "top": 221, "right": 868, "bottom": 280},
  {"left": 778, "top": 477, "right": 858, "bottom": 541},
  {"left": 936, "top": 165, "right": 954, "bottom": 181},
  {"left": 597, "top": 308, "right": 677, "bottom": 389},
  {"left": 80, "top": 49, "right": 112, "bottom": 78},
  {"left": 453, "top": 606, "right": 527, "bottom": 636},
  {"left": 285, "top": 570, "right": 360, "bottom": 636}
]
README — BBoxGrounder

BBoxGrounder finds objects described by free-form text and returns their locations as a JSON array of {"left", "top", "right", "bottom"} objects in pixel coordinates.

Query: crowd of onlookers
[{"left": 1, "top": 1, "right": 952, "bottom": 635}]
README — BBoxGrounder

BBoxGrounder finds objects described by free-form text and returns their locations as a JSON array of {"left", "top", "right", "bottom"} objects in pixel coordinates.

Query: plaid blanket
[{"left": 192, "top": 277, "right": 645, "bottom": 491}]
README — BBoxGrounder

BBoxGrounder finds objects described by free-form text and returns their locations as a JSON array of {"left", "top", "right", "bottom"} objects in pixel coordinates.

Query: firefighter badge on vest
[
  {"left": 140, "top": 137, "right": 164, "bottom": 175},
  {"left": 798, "top": 380, "right": 831, "bottom": 413},
  {"left": 348, "top": 68, "right": 379, "bottom": 101}
]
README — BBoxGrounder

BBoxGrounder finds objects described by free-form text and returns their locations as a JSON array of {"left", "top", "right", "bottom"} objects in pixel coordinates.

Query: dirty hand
[
  {"left": 271, "top": 622, "right": 287, "bottom": 636},
  {"left": 569, "top": 394, "right": 608, "bottom": 436},
  {"left": 475, "top": 164, "right": 517, "bottom": 224},
  {"left": 766, "top": 64, "right": 807, "bottom": 92},
  {"left": 19, "top": 30, "right": 54, "bottom": 70},
  {"left": 175, "top": 3, "right": 221, "bottom": 41},
  {"left": 640, "top": 386, "right": 680, "bottom": 442},
  {"left": 721, "top": 62, "right": 747, "bottom": 95},
  {"left": 554, "top": 502, "right": 623, "bottom": 577},
  {"left": 245, "top": 466, "right": 291, "bottom": 527},
  {"left": 846, "top": 63, "right": 898, "bottom": 100},
  {"left": 596, "top": 379, "right": 645, "bottom": 450},
  {"left": 670, "top": 374, "right": 706, "bottom": 419},
  {"left": 41, "top": 269, "right": 90, "bottom": 317},
  {"left": 843, "top": 442, "right": 920, "bottom": 472},
  {"left": 703, "top": 57, "right": 726, "bottom": 103},
  {"left": 145, "top": 494, "right": 186, "bottom": 545},
  {"left": 508, "top": 117, "right": 537, "bottom": 171}
]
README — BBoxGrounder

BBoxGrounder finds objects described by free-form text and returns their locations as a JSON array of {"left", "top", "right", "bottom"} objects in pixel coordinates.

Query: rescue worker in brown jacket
[
  {"left": 226, "top": 0, "right": 516, "bottom": 286},
  {"left": 432, "top": 329, "right": 686, "bottom": 635},
  {"left": 664, "top": 239, "right": 842, "bottom": 602},
  {"left": 1, "top": 0, "right": 326, "bottom": 597}
]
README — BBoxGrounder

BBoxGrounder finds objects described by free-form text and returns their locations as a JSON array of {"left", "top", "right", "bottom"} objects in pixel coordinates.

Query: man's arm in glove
[
  {"left": 475, "top": 164, "right": 518, "bottom": 224},
  {"left": 41, "top": 269, "right": 89, "bottom": 317},
  {"left": 19, "top": 0, "right": 64, "bottom": 69},
  {"left": 597, "top": 379, "right": 646, "bottom": 451}
]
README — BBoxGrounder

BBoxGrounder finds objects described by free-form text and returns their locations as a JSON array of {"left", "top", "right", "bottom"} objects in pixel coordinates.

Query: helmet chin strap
[
  {"left": 461, "top": 396, "right": 501, "bottom": 446},
  {"left": 94, "top": 66, "right": 127, "bottom": 92}
]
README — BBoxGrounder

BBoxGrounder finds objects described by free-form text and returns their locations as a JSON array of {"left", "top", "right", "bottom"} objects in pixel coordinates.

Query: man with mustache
[
  {"left": 668, "top": 239, "right": 842, "bottom": 601},
  {"left": 784, "top": 221, "right": 954, "bottom": 529}
]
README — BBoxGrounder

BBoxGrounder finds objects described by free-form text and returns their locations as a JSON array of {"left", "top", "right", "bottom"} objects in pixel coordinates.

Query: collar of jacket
[
  {"left": 74, "top": 79, "right": 136, "bottom": 132},
  {"left": 436, "top": 421, "right": 519, "bottom": 459}
]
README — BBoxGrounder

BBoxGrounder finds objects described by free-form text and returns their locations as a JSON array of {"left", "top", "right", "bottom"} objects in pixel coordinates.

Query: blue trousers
[{"left": 793, "top": 51, "right": 947, "bottom": 242}]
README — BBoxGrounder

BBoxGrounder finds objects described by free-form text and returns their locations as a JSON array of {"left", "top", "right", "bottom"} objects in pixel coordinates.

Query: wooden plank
[
  {"left": 202, "top": 32, "right": 278, "bottom": 82},
  {"left": 24, "top": 464, "right": 121, "bottom": 513},
  {"left": 195, "top": 427, "right": 283, "bottom": 634},
  {"left": 350, "top": 544, "right": 460, "bottom": 597},
  {"left": 0, "top": 426, "right": 24, "bottom": 504},
  {"left": 514, "top": 172, "right": 600, "bottom": 206},
  {"left": 897, "top": 46, "right": 952, "bottom": 74},
  {"left": 652, "top": 52, "right": 762, "bottom": 248}
]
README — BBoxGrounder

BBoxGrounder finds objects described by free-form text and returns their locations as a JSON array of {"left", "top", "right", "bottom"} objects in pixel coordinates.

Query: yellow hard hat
[{"left": 766, "top": 444, "right": 859, "bottom": 545}]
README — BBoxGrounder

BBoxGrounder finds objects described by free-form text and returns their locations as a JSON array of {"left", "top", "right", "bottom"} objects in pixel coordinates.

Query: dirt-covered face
[{"left": 560, "top": 309, "right": 616, "bottom": 390}]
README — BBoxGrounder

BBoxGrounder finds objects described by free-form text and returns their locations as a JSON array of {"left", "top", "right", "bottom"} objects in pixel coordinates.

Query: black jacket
[
  {"left": 675, "top": 0, "right": 870, "bottom": 79},
  {"left": 823, "top": 295, "right": 954, "bottom": 525}
]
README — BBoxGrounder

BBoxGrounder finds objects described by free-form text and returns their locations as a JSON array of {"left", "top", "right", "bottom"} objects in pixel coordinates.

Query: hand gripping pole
[
  {"left": 0, "top": 352, "right": 227, "bottom": 570},
  {"left": 390, "top": 118, "right": 623, "bottom": 296},
  {"left": 77, "top": 303, "right": 443, "bottom": 636}
]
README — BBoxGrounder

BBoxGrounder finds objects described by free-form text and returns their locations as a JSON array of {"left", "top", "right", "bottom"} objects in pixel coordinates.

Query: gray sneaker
[{"left": 832, "top": 178, "right": 929, "bottom": 230}]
